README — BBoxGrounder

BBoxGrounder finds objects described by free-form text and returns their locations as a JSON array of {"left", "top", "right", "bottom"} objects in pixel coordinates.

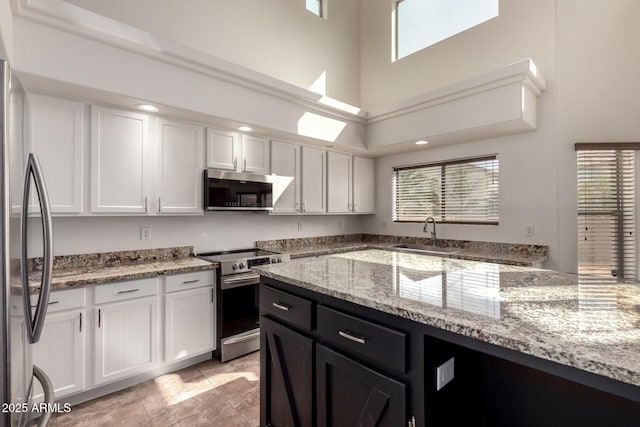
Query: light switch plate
[{"left": 436, "top": 357, "right": 455, "bottom": 391}]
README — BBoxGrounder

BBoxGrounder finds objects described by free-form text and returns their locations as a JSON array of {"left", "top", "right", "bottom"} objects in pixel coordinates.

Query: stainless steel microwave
[{"left": 203, "top": 169, "right": 274, "bottom": 211}]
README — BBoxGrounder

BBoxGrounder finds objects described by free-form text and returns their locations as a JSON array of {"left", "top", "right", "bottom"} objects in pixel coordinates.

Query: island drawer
[
  {"left": 261, "top": 285, "right": 313, "bottom": 331},
  {"left": 317, "top": 305, "right": 407, "bottom": 373}
]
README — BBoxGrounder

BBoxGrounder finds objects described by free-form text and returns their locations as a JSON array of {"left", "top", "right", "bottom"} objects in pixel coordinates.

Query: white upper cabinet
[
  {"left": 205, "top": 127, "right": 238, "bottom": 171},
  {"left": 353, "top": 156, "right": 375, "bottom": 214},
  {"left": 29, "top": 94, "right": 84, "bottom": 214},
  {"left": 156, "top": 119, "right": 204, "bottom": 214},
  {"left": 327, "top": 153, "right": 375, "bottom": 214},
  {"left": 206, "top": 127, "right": 270, "bottom": 173},
  {"left": 301, "top": 146, "right": 326, "bottom": 214},
  {"left": 271, "top": 140, "right": 300, "bottom": 214},
  {"left": 242, "top": 135, "right": 270, "bottom": 174},
  {"left": 91, "top": 106, "right": 150, "bottom": 214},
  {"left": 327, "top": 151, "right": 352, "bottom": 213}
]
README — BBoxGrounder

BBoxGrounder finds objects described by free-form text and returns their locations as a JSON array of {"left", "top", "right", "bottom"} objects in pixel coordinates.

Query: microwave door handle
[{"left": 21, "top": 154, "right": 53, "bottom": 344}]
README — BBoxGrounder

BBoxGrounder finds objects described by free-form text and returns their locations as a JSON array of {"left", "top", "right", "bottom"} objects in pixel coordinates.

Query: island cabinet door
[
  {"left": 316, "top": 344, "right": 407, "bottom": 427},
  {"left": 260, "top": 316, "right": 313, "bottom": 427}
]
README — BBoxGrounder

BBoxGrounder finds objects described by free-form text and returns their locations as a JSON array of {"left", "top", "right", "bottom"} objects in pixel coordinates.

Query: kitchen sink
[{"left": 389, "top": 243, "right": 463, "bottom": 256}]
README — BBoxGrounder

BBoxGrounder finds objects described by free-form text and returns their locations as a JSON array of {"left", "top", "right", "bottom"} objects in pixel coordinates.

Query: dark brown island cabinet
[{"left": 259, "top": 277, "right": 640, "bottom": 427}]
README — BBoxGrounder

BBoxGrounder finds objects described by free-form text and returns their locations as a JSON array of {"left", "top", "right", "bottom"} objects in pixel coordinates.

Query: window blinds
[
  {"left": 576, "top": 147, "right": 636, "bottom": 279},
  {"left": 393, "top": 156, "right": 499, "bottom": 224}
]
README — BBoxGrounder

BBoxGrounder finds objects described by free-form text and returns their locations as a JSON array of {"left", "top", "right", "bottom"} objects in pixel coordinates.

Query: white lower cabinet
[
  {"left": 94, "top": 296, "right": 159, "bottom": 385},
  {"left": 33, "top": 309, "right": 85, "bottom": 401},
  {"left": 31, "top": 288, "right": 86, "bottom": 401},
  {"left": 164, "top": 286, "right": 215, "bottom": 363},
  {"left": 34, "top": 270, "right": 215, "bottom": 398}
]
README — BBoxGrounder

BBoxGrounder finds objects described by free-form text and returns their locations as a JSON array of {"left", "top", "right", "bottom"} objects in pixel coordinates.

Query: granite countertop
[
  {"left": 256, "top": 235, "right": 548, "bottom": 267},
  {"left": 253, "top": 249, "right": 640, "bottom": 388},
  {"left": 26, "top": 247, "right": 217, "bottom": 291}
]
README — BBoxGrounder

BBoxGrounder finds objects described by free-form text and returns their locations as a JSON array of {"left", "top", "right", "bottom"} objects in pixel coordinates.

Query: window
[
  {"left": 576, "top": 144, "right": 638, "bottom": 280},
  {"left": 395, "top": 0, "right": 499, "bottom": 60},
  {"left": 306, "top": 0, "right": 322, "bottom": 17},
  {"left": 393, "top": 156, "right": 499, "bottom": 224}
]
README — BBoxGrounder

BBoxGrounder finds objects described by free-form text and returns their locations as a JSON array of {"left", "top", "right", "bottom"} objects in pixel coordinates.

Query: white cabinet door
[
  {"left": 164, "top": 286, "right": 215, "bottom": 363},
  {"left": 32, "top": 310, "right": 85, "bottom": 400},
  {"left": 327, "top": 151, "right": 352, "bottom": 213},
  {"left": 242, "top": 135, "right": 270, "bottom": 174},
  {"left": 271, "top": 140, "right": 300, "bottom": 213},
  {"left": 91, "top": 106, "right": 150, "bottom": 213},
  {"left": 301, "top": 146, "right": 326, "bottom": 213},
  {"left": 353, "top": 156, "right": 375, "bottom": 213},
  {"left": 206, "top": 127, "right": 238, "bottom": 171},
  {"left": 156, "top": 119, "right": 204, "bottom": 215},
  {"left": 94, "top": 297, "right": 159, "bottom": 385},
  {"left": 29, "top": 94, "right": 84, "bottom": 214}
]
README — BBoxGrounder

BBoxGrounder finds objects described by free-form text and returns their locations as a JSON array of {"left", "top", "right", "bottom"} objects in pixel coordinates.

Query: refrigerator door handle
[
  {"left": 32, "top": 365, "right": 54, "bottom": 427},
  {"left": 21, "top": 153, "right": 54, "bottom": 344}
]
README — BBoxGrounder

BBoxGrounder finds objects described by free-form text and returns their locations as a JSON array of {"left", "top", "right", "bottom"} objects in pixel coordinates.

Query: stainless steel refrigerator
[{"left": 1, "top": 60, "right": 55, "bottom": 426}]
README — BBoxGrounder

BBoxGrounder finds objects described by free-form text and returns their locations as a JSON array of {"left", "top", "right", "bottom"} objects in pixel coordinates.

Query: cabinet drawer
[
  {"left": 30, "top": 287, "right": 86, "bottom": 313},
  {"left": 317, "top": 305, "right": 407, "bottom": 373},
  {"left": 95, "top": 278, "right": 159, "bottom": 304},
  {"left": 261, "top": 285, "right": 313, "bottom": 331},
  {"left": 165, "top": 269, "right": 215, "bottom": 293}
]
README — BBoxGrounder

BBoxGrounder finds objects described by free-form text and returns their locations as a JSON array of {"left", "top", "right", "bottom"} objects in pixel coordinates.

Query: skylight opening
[{"left": 395, "top": 0, "right": 499, "bottom": 60}]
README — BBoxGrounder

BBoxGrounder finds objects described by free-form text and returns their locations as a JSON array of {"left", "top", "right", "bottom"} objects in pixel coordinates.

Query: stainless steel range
[{"left": 197, "top": 248, "right": 289, "bottom": 362}]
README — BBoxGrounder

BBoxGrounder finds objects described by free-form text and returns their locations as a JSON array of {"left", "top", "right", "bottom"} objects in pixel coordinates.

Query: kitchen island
[{"left": 254, "top": 249, "right": 640, "bottom": 426}]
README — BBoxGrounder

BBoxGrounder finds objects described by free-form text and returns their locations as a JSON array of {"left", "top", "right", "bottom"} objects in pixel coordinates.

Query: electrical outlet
[
  {"left": 525, "top": 224, "right": 535, "bottom": 237},
  {"left": 436, "top": 357, "right": 455, "bottom": 391},
  {"left": 297, "top": 222, "right": 303, "bottom": 232},
  {"left": 140, "top": 227, "right": 152, "bottom": 241}
]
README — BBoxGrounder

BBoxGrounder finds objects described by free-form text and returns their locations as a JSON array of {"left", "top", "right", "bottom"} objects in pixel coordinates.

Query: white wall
[
  {"left": 555, "top": 0, "right": 640, "bottom": 273},
  {"left": 0, "top": 0, "right": 13, "bottom": 61},
  {"left": 363, "top": 0, "right": 640, "bottom": 273},
  {"left": 62, "top": 0, "right": 361, "bottom": 106},
  {"left": 43, "top": 214, "right": 366, "bottom": 256},
  {"left": 360, "top": 0, "right": 556, "bottom": 110}
]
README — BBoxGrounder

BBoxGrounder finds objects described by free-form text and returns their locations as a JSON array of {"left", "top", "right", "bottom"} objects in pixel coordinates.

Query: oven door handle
[
  {"left": 223, "top": 331, "right": 261, "bottom": 345},
  {"left": 221, "top": 273, "right": 260, "bottom": 290}
]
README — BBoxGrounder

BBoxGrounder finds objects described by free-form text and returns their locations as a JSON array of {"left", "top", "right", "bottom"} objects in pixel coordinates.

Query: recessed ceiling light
[
  {"left": 137, "top": 104, "right": 159, "bottom": 112},
  {"left": 238, "top": 126, "right": 252, "bottom": 132},
  {"left": 415, "top": 140, "right": 429, "bottom": 145}
]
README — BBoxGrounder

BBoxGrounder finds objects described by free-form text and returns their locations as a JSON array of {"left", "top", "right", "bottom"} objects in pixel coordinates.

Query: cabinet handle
[
  {"left": 244, "top": 158, "right": 247, "bottom": 171},
  {"left": 234, "top": 157, "right": 237, "bottom": 169},
  {"left": 79, "top": 312, "right": 82, "bottom": 333},
  {"left": 117, "top": 288, "right": 139, "bottom": 294},
  {"left": 302, "top": 202, "right": 306, "bottom": 213},
  {"left": 144, "top": 196, "right": 148, "bottom": 213},
  {"left": 338, "top": 330, "right": 366, "bottom": 345},
  {"left": 272, "top": 302, "right": 290, "bottom": 311},
  {"left": 98, "top": 309, "right": 101, "bottom": 328},
  {"left": 211, "top": 288, "right": 214, "bottom": 303},
  {"left": 182, "top": 279, "right": 200, "bottom": 285},
  {"left": 31, "top": 301, "right": 59, "bottom": 308},
  {"left": 158, "top": 197, "right": 161, "bottom": 213}
]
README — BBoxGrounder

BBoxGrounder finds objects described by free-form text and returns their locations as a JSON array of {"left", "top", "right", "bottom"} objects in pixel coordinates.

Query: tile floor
[{"left": 49, "top": 351, "right": 260, "bottom": 427}]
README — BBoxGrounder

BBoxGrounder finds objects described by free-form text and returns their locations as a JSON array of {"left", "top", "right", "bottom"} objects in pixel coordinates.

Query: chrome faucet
[{"left": 423, "top": 216, "right": 436, "bottom": 243}]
